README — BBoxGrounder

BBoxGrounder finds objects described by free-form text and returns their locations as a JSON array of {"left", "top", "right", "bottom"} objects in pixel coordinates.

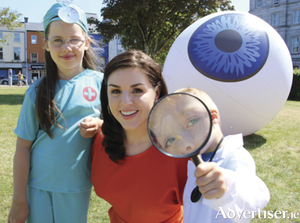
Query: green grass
[
  {"left": 244, "top": 101, "right": 300, "bottom": 223},
  {"left": 0, "top": 86, "right": 111, "bottom": 222},
  {"left": 1, "top": 86, "right": 299, "bottom": 222}
]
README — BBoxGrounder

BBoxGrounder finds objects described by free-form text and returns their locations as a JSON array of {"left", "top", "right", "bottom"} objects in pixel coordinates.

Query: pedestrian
[{"left": 17, "top": 70, "right": 23, "bottom": 86}]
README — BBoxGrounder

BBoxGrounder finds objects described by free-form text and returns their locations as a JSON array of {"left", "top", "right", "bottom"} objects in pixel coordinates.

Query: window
[
  {"left": 31, "top": 35, "right": 37, "bottom": 44},
  {"left": 256, "top": 0, "right": 262, "bottom": 8},
  {"left": 31, "top": 52, "right": 38, "bottom": 63},
  {"left": 0, "top": 47, "right": 3, "bottom": 60},
  {"left": 0, "top": 32, "right": 3, "bottom": 40},
  {"left": 14, "top": 33, "right": 21, "bottom": 42},
  {"left": 292, "top": 37, "right": 299, "bottom": 53},
  {"left": 274, "top": 0, "right": 279, "bottom": 5},
  {"left": 293, "top": 10, "right": 300, "bottom": 24},
  {"left": 13, "top": 47, "right": 21, "bottom": 60},
  {"left": 272, "top": 13, "right": 279, "bottom": 27}
]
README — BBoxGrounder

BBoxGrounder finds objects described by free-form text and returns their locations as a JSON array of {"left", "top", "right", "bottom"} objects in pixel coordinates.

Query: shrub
[{"left": 288, "top": 68, "right": 300, "bottom": 101}]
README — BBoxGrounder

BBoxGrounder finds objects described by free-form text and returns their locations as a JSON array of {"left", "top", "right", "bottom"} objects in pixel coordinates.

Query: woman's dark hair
[
  {"left": 101, "top": 50, "right": 168, "bottom": 163},
  {"left": 35, "top": 24, "right": 100, "bottom": 138}
]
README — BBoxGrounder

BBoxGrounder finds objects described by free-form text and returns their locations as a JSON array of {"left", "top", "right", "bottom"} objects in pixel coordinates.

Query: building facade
[
  {"left": 250, "top": 0, "right": 300, "bottom": 68},
  {"left": 90, "top": 33, "right": 109, "bottom": 70},
  {"left": 25, "top": 21, "right": 46, "bottom": 84},
  {"left": 86, "top": 13, "right": 109, "bottom": 71},
  {"left": 0, "top": 23, "right": 26, "bottom": 79},
  {"left": 108, "top": 35, "right": 126, "bottom": 61}
]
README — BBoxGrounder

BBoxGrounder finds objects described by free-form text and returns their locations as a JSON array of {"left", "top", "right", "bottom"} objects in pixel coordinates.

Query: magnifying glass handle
[
  {"left": 191, "top": 186, "right": 202, "bottom": 203},
  {"left": 191, "top": 155, "right": 201, "bottom": 166},
  {"left": 190, "top": 154, "right": 203, "bottom": 203}
]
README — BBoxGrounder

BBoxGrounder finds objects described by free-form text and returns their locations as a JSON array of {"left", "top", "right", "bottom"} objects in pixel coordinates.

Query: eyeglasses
[{"left": 48, "top": 37, "right": 87, "bottom": 48}]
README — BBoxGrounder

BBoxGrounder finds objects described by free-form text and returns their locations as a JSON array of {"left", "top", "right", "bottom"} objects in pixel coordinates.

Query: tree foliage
[
  {"left": 0, "top": 7, "right": 22, "bottom": 30},
  {"left": 289, "top": 68, "right": 300, "bottom": 101},
  {"left": 93, "top": 0, "right": 234, "bottom": 63}
]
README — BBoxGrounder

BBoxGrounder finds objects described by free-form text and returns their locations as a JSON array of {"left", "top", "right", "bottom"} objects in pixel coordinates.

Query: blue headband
[{"left": 43, "top": 3, "right": 88, "bottom": 34}]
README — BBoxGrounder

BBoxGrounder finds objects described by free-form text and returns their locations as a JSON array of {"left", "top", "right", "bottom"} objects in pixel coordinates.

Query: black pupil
[{"left": 214, "top": 29, "right": 243, "bottom": 53}]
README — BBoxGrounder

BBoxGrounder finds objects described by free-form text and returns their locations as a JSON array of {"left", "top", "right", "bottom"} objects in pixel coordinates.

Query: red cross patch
[{"left": 83, "top": 87, "right": 97, "bottom": 101}]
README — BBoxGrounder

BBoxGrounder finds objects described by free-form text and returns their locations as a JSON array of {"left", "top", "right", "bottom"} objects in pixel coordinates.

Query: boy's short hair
[{"left": 175, "top": 87, "right": 221, "bottom": 126}]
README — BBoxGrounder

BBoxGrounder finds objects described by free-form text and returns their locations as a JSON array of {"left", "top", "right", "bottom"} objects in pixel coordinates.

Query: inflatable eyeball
[{"left": 163, "top": 11, "right": 293, "bottom": 136}]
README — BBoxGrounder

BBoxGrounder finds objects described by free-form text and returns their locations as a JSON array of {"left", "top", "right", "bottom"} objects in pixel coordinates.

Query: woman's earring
[{"left": 107, "top": 105, "right": 111, "bottom": 115}]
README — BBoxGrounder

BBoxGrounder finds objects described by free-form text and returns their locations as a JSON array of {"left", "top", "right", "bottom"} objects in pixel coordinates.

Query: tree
[
  {"left": 0, "top": 7, "right": 22, "bottom": 30},
  {"left": 93, "top": 0, "right": 234, "bottom": 64},
  {"left": 0, "top": 7, "right": 22, "bottom": 44}
]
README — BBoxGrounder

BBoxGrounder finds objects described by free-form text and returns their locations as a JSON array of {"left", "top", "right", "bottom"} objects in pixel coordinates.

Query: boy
[{"left": 176, "top": 87, "right": 270, "bottom": 223}]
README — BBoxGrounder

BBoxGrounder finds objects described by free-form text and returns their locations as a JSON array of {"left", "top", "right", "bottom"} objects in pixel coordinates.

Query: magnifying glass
[{"left": 147, "top": 92, "right": 212, "bottom": 202}]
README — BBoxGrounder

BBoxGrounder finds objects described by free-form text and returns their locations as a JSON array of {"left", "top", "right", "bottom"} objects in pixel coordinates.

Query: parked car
[{"left": 0, "top": 74, "right": 27, "bottom": 85}]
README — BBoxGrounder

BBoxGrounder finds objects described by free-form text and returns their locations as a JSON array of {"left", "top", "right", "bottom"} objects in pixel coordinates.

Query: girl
[
  {"left": 91, "top": 50, "right": 189, "bottom": 222},
  {"left": 8, "top": 3, "right": 103, "bottom": 223}
]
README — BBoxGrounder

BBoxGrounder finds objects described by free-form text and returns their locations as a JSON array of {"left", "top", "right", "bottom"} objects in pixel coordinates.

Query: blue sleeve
[{"left": 14, "top": 90, "right": 39, "bottom": 141}]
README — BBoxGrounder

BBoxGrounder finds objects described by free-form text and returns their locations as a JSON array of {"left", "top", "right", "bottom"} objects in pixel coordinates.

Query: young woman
[
  {"left": 8, "top": 3, "right": 103, "bottom": 223},
  {"left": 91, "top": 50, "right": 189, "bottom": 223}
]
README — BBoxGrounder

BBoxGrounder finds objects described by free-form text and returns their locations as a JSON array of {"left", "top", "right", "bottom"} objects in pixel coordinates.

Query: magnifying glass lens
[{"left": 148, "top": 93, "right": 212, "bottom": 158}]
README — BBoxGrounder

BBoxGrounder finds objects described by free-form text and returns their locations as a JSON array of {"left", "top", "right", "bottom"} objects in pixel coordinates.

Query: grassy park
[{"left": 0, "top": 86, "right": 299, "bottom": 222}]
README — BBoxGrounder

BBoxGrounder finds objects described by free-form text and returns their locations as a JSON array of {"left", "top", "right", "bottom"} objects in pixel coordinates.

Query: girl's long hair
[
  {"left": 100, "top": 50, "right": 168, "bottom": 164},
  {"left": 35, "top": 26, "right": 100, "bottom": 138}
]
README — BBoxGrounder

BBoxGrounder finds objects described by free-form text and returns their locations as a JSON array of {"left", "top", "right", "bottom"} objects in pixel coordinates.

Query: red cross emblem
[{"left": 83, "top": 87, "right": 97, "bottom": 101}]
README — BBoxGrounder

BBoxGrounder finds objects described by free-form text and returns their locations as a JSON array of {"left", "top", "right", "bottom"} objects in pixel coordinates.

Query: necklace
[{"left": 208, "top": 135, "right": 225, "bottom": 162}]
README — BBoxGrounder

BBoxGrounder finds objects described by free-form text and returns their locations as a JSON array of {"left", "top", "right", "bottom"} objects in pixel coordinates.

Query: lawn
[{"left": 0, "top": 86, "right": 299, "bottom": 222}]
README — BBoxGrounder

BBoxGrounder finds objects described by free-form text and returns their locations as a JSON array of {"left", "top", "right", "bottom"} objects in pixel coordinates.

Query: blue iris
[{"left": 188, "top": 13, "right": 269, "bottom": 82}]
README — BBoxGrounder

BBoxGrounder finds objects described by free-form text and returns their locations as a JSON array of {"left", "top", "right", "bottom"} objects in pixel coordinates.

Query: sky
[
  {"left": 1, "top": 0, "right": 104, "bottom": 23},
  {"left": 1, "top": 0, "right": 250, "bottom": 24}
]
